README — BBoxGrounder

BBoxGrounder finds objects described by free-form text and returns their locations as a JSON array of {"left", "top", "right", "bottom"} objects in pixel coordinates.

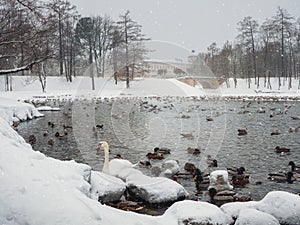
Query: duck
[
  {"left": 115, "top": 154, "right": 123, "bottom": 159},
  {"left": 291, "top": 116, "right": 300, "bottom": 120},
  {"left": 48, "top": 139, "right": 54, "bottom": 146},
  {"left": 54, "top": 132, "right": 64, "bottom": 138},
  {"left": 227, "top": 166, "right": 250, "bottom": 179},
  {"left": 207, "top": 188, "right": 236, "bottom": 206},
  {"left": 63, "top": 124, "right": 73, "bottom": 129},
  {"left": 138, "top": 160, "right": 152, "bottom": 168},
  {"left": 28, "top": 134, "right": 37, "bottom": 145},
  {"left": 274, "top": 146, "right": 290, "bottom": 153},
  {"left": 271, "top": 129, "right": 281, "bottom": 135},
  {"left": 179, "top": 113, "right": 190, "bottom": 119},
  {"left": 95, "top": 124, "right": 104, "bottom": 129},
  {"left": 206, "top": 155, "right": 218, "bottom": 167},
  {"left": 48, "top": 121, "right": 55, "bottom": 128},
  {"left": 230, "top": 167, "right": 249, "bottom": 187},
  {"left": 153, "top": 147, "right": 171, "bottom": 154},
  {"left": 257, "top": 107, "right": 266, "bottom": 113},
  {"left": 206, "top": 116, "right": 214, "bottom": 121},
  {"left": 184, "top": 162, "right": 196, "bottom": 173},
  {"left": 187, "top": 147, "right": 201, "bottom": 155},
  {"left": 231, "top": 174, "right": 249, "bottom": 187},
  {"left": 146, "top": 152, "right": 164, "bottom": 160},
  {"left": 268, "top": 171, "right": 296, "bottom": 183},
  {"left": 227, "top": 166, "right": 245, "bottom": 176},
  {"left": 106, "top": 200, "right": 144, "bottom": 213},
  {"left": 193, "top": 168, "right": 203, "bottom": 191},
  {"left": 180, "top": 133, "right": 194, "bottom": 140},
  {"left": 96, "top": 141, "right": 134, "bottom": 176},
  {"left": 238, "top": 129, "right": 247, "bottom": 136},
  {"left": 288, "top": 161, "right": 300, "bottom": 173},
  {"left": 288, "top": 126, "right": 300, "bottom": 132},
  {"left": 233, "top": 193, "right": 253, "bottom": 202}
]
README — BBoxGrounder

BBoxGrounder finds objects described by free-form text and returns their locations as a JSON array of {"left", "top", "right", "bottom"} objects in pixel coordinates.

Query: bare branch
[{"left": 0, "top": 57, "right": 49, "bottom": 75}]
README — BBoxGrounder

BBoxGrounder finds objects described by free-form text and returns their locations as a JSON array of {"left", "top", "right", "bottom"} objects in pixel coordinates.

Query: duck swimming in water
[
  {"left": 268, "top": 171, "right": 296, "bottom": 183},
  {"left": 274, "top": 146, "right": 290, "bottom": 153},
  {"left": 230, "top": 167, "right": 249, "bottom": 187},
  {"left": 153, "top": 147, "right": 171, "bottom": 154},
  {"left": 288, "top": 161, "right": 300, "bottom": 173},
  {"left": 146, "top": 152, "right": 164, "bottom": 160},
  {"left": 237, "top": 129, "right": 247, "bottom": 136}
]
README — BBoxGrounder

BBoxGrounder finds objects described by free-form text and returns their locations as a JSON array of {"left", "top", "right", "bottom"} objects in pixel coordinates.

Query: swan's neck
[{"left": 102, "top": 145, "right": 110, "bottom": 174}]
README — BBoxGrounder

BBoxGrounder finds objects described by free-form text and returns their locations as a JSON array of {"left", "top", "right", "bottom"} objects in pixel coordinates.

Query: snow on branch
[{"left": 0, "top": 58, "right": 48, "bottom": 75}]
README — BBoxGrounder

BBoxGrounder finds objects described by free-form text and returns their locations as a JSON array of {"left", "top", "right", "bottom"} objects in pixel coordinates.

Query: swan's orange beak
[{"left": 96, "top": 144, "right": 102, "bottom": 150}]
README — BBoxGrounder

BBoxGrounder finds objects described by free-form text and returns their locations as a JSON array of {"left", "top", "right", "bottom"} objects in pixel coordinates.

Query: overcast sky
[{"left": 68, "top": 0, "right": 300, "bottom": 60}]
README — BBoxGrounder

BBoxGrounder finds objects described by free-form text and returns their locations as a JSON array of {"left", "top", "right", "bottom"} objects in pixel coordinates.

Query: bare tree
[
  {"left": 272, "top": 7, "right": 295, "bottom": 89},
  {"left": 47, "top": 0, "right": 79, "bottom": 81},
  {"left": 0, "top": 0, "right": 56, "bottom": 91},
  {"left": 109, "top": 26, "right": 124, "bottom": 85},
  {"left": 93, "top": 15, "right": 114, "bottom": 77},
  {"left": 117, "top": 10, "right": 149, "bottom": 88},
  {"left": 75, "top": 17, "right": 95, "bottom": 90},
  {"left": 237, "top": 16, "right": 259, "bottom": 87}
]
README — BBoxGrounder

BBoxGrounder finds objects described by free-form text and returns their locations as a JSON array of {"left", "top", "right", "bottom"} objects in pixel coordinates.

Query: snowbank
[{"left": 0, "top": 98, "right": 43, "bottom": 125}]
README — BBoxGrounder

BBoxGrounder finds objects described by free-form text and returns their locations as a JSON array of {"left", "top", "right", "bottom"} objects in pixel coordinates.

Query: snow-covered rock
[
  {"left": 161, "top": 200, "right": 233, "bottom": 225},
  {"left": 90, "top": 171, "right": 126, "bottom": 203},
  {"left": 121, "top": 167, "right": 189, "bottom": 204},
  {"left": 208, "top": 170, "right": 233, "bottom": 192},
  {"left": 254, "top": 191, "right": 300, "bottom": 224},
  {"left": 221, "top": 191, "right": 300, "bottom": 225},
  {"left": 221, "top": 201, "right": 259, "bottom": 219},
  {"left": 234, "top": 208, "right": 280, "bottom": 225},
  {"left": 160, "top": 160, "right": 180, "bottom": 177}
]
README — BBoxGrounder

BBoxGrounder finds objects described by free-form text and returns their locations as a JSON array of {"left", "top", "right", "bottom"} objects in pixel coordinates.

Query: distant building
[
  {"left": 142, "top": 59, "right": 187, "bottom": 78},
  {"left": 142, "top": 53, "right": 209, "bottom": 78}
]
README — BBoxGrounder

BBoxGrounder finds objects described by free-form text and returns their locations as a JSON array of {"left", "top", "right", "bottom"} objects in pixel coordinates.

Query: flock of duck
[{"left": 95, "top": 139, "right": 299, "bottom": 209}]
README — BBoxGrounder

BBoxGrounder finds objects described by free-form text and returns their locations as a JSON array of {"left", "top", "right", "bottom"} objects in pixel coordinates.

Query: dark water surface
[{"left": 18, "top": 97, "right": 300, "bottom": 202}]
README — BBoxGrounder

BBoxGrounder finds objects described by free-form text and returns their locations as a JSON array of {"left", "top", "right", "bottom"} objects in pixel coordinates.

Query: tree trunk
[{"left": 89, "top": 45, "right": 95, "bottom": 90}]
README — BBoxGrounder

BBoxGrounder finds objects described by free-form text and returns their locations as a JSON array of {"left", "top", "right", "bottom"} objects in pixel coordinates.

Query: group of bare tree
[
  {"left": 205, "top": 7, "right": 300, "bottom": 89},
  {"left": 75, "top": 10, "right": 149, "bottom": 89},
  {"left": 0, "top": 0, "right": 149, "bottom": 91}
]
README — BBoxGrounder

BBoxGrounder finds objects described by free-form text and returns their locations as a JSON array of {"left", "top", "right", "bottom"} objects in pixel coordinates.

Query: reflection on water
[{"left": 18, "top": 97, "right": 300, "bottom": 201}]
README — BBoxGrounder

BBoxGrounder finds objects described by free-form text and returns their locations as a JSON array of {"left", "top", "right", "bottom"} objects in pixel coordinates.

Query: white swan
[{"left": 96, "top": 141, "right": 133, "bottom": 176}]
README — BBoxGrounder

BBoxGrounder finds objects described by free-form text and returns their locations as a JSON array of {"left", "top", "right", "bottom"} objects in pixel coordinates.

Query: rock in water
[
  {"left": 122, "top": 168, "right": 189, "bottom": 204},
  {"left": 90, "top": 171, "right": 126, "bottom": 203}
]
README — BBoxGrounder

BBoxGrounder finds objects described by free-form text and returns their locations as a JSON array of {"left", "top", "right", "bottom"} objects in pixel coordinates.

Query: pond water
[{"left": 18, "top": 97, "right": 300, "bottom": 205}]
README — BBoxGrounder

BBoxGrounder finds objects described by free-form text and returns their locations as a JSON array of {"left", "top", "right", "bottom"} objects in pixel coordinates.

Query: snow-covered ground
[
  {"left": 1, "top": 75, "right": 300, "bottom": 101},
  {"left": 0, "top": 76, "right": 300, "bottom": 224}
]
